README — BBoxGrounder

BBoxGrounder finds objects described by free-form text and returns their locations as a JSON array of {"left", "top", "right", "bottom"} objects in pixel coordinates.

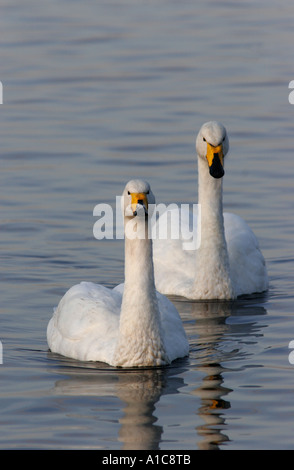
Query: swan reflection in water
[
  {"left": 48, "top": 296, "right": 267, "bottom": 450},
  {"left": 175, "top": 295, "right": 267, "bottom": 450},
  {"left": 47, "top": 359, "right": 186, "bottom": 450}
]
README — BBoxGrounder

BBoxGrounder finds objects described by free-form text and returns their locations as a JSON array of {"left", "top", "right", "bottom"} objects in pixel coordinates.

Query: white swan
[
  {"left": 47, "top": 179, "right": 189, "bottom": 367},
  {"left": 153, "top": 121, "right": 268, "bottom": 300}
]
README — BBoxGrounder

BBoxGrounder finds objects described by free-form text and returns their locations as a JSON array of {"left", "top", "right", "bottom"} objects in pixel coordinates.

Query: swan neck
[
  {"left": 123, "top": 218, "right": 155, "bottom": 289},
  {"left": 194, "top": 156, "right": 234, "bottom": 299},
  {"left": 198, "top": 156, "right": 223, "bottom": 216},
  {"left": 113, "top": 216, "right": 168, "bottom": 367}
]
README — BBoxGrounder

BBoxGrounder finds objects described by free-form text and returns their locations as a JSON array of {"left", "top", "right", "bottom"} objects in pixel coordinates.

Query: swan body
[
  {"left": 153, "top": 121, "right": 268, "bottom": 300},
  {"left": 47, "top": 180, "right": 189, "bottom": 367}
]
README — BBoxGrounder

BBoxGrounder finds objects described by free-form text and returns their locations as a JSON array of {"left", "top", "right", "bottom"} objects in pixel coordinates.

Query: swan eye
[
  {"left": 222, "top": 136, "right": 226, "bottom": 142},
  {"left": 203, "top": 137, "right": 206, "bottom": 142},
  {"left": 127, "top": 191, "right": 130, "bottom": 195},
  {"left": 146, "top": 190, "right": 149, "bottom": 195}
]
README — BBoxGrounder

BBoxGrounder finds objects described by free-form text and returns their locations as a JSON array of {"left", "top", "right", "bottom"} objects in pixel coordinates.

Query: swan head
[
  {"left": 122, "top": 179, "right": 155, "bottom": 219},
  {"left": 196, "top": 121, "right": 229, "bottom": 179}
]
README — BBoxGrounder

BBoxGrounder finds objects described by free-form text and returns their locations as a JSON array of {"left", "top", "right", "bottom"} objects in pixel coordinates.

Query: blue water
[{"left": 1, "top": 0, "right": 294, "bottom": 449}]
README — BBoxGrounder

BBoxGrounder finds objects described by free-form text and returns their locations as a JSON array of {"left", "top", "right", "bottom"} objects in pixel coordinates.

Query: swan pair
[{"left": 47, "top": 121, "right": 268, "bottom": 367}]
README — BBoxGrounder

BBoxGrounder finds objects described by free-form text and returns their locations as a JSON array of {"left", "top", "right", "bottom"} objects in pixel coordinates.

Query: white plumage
[
  {"left": 153, "top": 121, "right": 268, "bottom": 300},
  {"left": 47, "top": 180, "right": 189, "bottom": 367}
]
